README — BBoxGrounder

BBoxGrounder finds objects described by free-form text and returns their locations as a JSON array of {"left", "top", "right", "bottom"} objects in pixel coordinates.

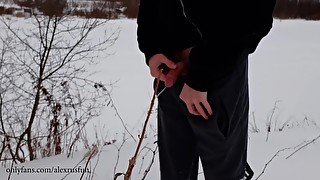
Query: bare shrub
[
  {"left": 273, "top": 0, "right": 320, "bottom": 20},
  {"left": 0, "top": 14, "right": 119, "bottom": 164}
]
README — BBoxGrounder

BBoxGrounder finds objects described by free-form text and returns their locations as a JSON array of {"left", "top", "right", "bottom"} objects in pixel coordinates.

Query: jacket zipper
[{"left": 178, "top": 0, "right": 203, "bottom": 38}]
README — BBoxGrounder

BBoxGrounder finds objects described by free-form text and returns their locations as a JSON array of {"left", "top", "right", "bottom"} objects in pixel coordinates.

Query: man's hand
[
  {"left": 163, "top": 47, "right": 192, "bottom": 87},
  {"left": 149, "top": 53, "right": 186, "bottom": 87},
  {"left": 149, "top": 48, "right": 192, "bottom": 87},
  {"left": 179, "top": 83, "right": 213, "bottom": 120}
]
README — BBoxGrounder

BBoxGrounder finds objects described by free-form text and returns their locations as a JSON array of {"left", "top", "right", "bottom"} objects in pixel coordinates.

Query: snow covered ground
[{"left": 1, "top": 18, "right": 320, "bottom": 179}]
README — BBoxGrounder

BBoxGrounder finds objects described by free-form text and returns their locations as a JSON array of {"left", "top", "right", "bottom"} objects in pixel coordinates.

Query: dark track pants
[{"left": 157, "top": 53, "right": 249, "bottom": 180}]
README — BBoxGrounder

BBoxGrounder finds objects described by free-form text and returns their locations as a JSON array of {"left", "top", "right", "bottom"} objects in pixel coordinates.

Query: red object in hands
[{"left": 159, "top": 62, "right": 186, "bottom": 88}]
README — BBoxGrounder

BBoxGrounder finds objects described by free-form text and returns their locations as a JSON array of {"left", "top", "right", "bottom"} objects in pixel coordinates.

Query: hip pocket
[
  {"left": 215, "top": 97, "right": 231, "bottom": 139},
  {"left": 207, "top": 94, "right": 231, "bottom": 140}
]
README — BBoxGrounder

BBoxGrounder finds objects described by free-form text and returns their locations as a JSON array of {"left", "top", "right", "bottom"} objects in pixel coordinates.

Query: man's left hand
[{"left": 179, "top": 83, "right": 213, "bottom": 120}]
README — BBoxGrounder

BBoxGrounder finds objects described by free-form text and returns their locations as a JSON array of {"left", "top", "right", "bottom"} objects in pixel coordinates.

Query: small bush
[
  {"left": 0, "top": 7, "right": 5, "bottom": 15},
  {"left": 273, "top": 0, "right": 320, "bottom": 20}
]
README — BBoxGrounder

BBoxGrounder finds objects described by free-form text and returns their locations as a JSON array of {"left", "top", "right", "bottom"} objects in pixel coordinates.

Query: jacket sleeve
[
  {"left": 137, "top": 0, "right": 201, "bottom": 65},
  {"left": 137, "top": 0, "right": 162, "bottom": 64},
  {"left": 185, "top": 0, "right": 276, "bottom": 92}
]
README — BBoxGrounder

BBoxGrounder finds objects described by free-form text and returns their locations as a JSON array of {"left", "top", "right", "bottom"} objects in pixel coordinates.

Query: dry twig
[
  {"left": 266, "top": 100, "right": 281, "bottom": 142},
  {"left": 119, "top": 75, "right": 161, "bottom": 180},
  {"left": 286, "top": 134, "right": 320, "bottom": 159},
  {"left": 255, "top": 147, "right": 291, "bottom": 180},
  {"left": 141, "top": 145, "right": 158, "bottom": 180}
]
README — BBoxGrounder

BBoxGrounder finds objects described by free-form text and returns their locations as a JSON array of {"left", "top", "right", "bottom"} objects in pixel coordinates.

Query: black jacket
[{"left": 137, "top": 0, "right": 276, "bottom": 91}]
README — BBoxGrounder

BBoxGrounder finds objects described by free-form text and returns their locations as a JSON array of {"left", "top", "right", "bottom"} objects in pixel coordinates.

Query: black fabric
[
  {"left": 157, "top": 50, "right": 250, "bottom": 179},
  {"left": 137, "top": 1, "right": 275, "bottom": 179},
  {"left": 137, "top": 0, "right": 276, "bottom": 91},
  {"left": 245, "top": 162, "right": 254, "bottom": 180}
]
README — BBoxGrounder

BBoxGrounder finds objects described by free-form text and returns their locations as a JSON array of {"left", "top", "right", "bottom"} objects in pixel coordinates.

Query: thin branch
[
  {"left": 113, "top": 134, "right": 128, "bottom": 178},
  {"left": 141, "top": 145, "right": 158, "bottom": 180},
  {"left": 255, "top": 147, "right": 291, "bottom": 180},
  {"left": 266, "top": 100, "right": 281, "bottom": 142},
  {"left": 42, "top": 20, "right": 99, "bottom": 80},
  {"left": 0, "top": 94, "right": 6, "bottom": 135},
  {"left": 249, "top": 112, "right": 260, "bottom": 133},
  {"left": 80, "top": 146, "right": 98, "bottom": 180},
  {"left": 34, "top": 15, "right": 46, "bottom": 53},
  {"left": 0, "top": 18, "right": 39, "bottom": 53},
  {"left": 90, "top": 147, "right": 103, "bottom": 180},
  {"left": 60, "top": 146, "right": 97, "bottom": 180},
  {"left": 0, "top": 36, "right": 38, "bottom": 78},
  {"left": 286, "top": 134, "right": 320, "bottom": 159},
  {"left": 6, "top": 159, "right": 14, "bottom": 180},
  {"left": 122, "top": 76, "right": 161, "bottom": 180},
  {"left": 42, "top": 16, "right": 58, "bottom": 72},
  {"left": 106, "top": 91, "right": 136, "bottom": 142}
]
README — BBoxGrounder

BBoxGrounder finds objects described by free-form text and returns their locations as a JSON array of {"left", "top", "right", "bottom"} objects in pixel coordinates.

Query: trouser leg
[
  {"left": 157, "top": 51, "right": 249, "bottom": 180},
  {"left": 187, "top": 57, "right": 249, "bottom": 180},
  {"left": 157, "top": 87, "right": 199, "bottom": 180},
  {"left": 187, "top": 93, "right": 249, "bottom": 180}
]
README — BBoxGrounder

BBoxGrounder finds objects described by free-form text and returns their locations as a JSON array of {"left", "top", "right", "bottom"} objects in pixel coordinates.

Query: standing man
[{"left": 137, "top": 0, "right": 276, "bottom": 179}]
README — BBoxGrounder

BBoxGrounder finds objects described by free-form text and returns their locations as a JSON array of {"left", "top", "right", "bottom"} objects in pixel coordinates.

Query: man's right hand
[
  {"left": 149, "top": 54, "right": 178, "bottom": 87},
  {"left": 149, "top": 50, "right": 190, "bottom": 87}
]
